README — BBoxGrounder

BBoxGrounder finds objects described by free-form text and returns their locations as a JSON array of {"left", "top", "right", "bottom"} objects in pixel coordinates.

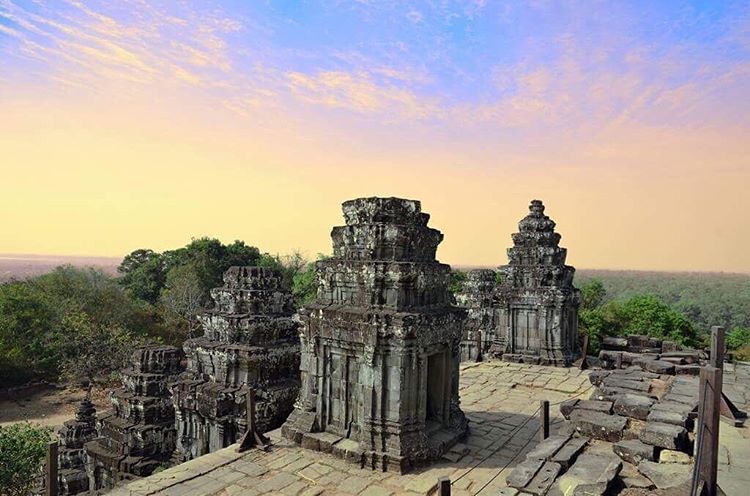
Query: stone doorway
[{"left": 425, "top": 351, "right": 449, "bottom": 431}]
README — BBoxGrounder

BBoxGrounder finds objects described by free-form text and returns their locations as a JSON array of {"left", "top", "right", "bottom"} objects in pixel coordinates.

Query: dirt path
[{"left": 0, "top": 385, "right": 110, "bottom": 430}]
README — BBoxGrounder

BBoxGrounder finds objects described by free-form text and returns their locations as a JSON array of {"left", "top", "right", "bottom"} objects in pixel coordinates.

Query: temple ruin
[
  {"left": 171, "top": 266, "right": 300, "bottom": 460},
  {"left": 282, "top": 197, "right": 468, "bottom": 473},
  {"left": 490, "top": 199, "right": 580, "bottom": 366},
  {"left": 85, "top": 345, "right": 183, "bottom": 491},
  {"left": 57, "top": 396, "right": 97, "bottom": 495},
  {"left": 456, "top": 268, "right": 497, "bottom": 362}
]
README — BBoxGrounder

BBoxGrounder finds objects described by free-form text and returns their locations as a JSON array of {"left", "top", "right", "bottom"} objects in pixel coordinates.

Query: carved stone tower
[
  {"left": 490, "top": 200, "right": 580, "bottom": 366},
  {"left": 282, "top": 197, "right": 468, "bottom": 473},
  {"left": 171, "top": 266, "right": 300, "bottom": 460},
  {"left": 456, "top": 269, "right": 497, "bottom": 362},
  {"left": 58, "top": 396, "right": 97, "bottom": 495}
]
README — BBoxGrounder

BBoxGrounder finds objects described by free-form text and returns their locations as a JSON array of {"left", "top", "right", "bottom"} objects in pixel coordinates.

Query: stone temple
[
  {"left": 490, "top": 200, "right": 580, "bottom": 366},
  {"left": 171, "top": 266, "right": 300, "bottom": 460},
  {"left": 456, "top": 269, "right": 497, "bottom": 362},
  {"left": 282, "top": 197, "right": 468, "bottom": 473},
  {"left": 85, "top": 345, "right": 183, "bottom": 491}
]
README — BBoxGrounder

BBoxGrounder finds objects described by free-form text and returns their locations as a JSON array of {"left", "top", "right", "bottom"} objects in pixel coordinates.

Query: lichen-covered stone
[
  {"left": 171, "top": 266, "right": 300, "bottom": 460},
  {"left": 282, "top": 197, "right": 468, "bottom": 474},
  {"left": 489, "top": 200, "right": 580, "bottom": 366},
  {"left": 637, "top": 460, "right": 692, "bottom": 489}
]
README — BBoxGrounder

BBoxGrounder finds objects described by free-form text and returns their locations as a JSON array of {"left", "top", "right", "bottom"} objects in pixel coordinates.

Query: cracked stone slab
[{"left": 550, "top": 436, "right": 589, "bottom": 469}]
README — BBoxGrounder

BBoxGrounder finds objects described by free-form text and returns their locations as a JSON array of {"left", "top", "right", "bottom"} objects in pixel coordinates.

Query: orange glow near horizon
[{"left": 1, "top": 1, "right": 748, "bottom": 272}]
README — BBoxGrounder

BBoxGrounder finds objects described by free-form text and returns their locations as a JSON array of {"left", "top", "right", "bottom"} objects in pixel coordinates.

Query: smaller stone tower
[
  {"left": 171, "top": 266, "right": 300, "bottom": 460},
  {"left": 57, "top": 396, "right": 97, "bottom": 495},
  {"left": 456, "top": 269, "right": 497, "bottom": 362},
  {"left": 490, "top": 200, "right": 580, "bottom": 365},
  {"left": 85, "top": 345, "right": 182, "bottom": 490}
]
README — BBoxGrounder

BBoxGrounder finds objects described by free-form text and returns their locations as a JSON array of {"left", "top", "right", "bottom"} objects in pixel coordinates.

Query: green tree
[
  {"left": 0, "top": 422, "right": 52, "bottom": 496},
  {"left": 727, "top": 327, "right": 750, "bottom": 350},
  {"left": 580, "top": 279, "right": 606, "bottom": 311},
  {"left": 290, "top": 254, "right": 329, "bottom": 305},
  {"left": 159, "top": 263, "right": 205, "bottom": 341},
  {"left": 612, "top": 294, "right": 698, "bottom": 347},
  {"left": 449, "top": 269, "right": 468, "bottom": 295},
  {"left": 51, "top": 311, "right": 147, "bottom": 385}
]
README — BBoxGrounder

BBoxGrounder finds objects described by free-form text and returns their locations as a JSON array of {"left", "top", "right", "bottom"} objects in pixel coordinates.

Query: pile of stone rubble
[
  {"left": 506, "top": 362, "right": 699, "bottom": 494},
  {"left": 598, "top": 335, "right": 704, "bottom": 376}
]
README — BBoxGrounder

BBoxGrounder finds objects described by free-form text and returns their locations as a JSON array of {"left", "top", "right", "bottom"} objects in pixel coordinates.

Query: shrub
[{"left": 0, "top": 422, "right": 52, "bottom": 496}]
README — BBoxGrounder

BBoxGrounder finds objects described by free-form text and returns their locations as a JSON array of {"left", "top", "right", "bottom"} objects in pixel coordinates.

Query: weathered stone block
[
  {"left": 613, "top": 394, "right": 655, "bottom": 420},
  {"left": 639, "top": 360, "right": 675, "bottom": 375},
  {"left": 569, "top": 410, "right": 628, "bottom": 442},
  {"left": 549, "top": 452, "right": 622, "bottom": 496},
  {"left": 659, "top": 449, "right": 691, "bottom": 464},
  {"left": 612, "top": 439, "right": 656, "bottom": 464},
  {"left": 637, "top": 460, "right": 692, "bottom": 489},
  {"left": 550, "top": 436, "right": 588, "bottom": 469},
  {"left": 638, "top": 422, "right": 688, "bottom": 451}
]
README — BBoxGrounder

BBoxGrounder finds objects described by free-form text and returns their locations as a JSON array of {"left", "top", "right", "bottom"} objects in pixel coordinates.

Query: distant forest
[{"left": 576, "top": 269, "right": 750, "bottom": 335}]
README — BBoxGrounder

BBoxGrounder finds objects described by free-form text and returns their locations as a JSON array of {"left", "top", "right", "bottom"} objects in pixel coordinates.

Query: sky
[{"left": 0, "top": 1, "right": 749, "bottom": 272}]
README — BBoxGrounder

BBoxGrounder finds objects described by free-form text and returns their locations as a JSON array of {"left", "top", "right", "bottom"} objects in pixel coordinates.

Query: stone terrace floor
[{"left": 109, "top": 361, "right": 750, "bottom": 496}]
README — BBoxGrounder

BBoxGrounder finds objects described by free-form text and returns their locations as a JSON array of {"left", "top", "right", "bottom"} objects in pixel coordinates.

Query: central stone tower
[
  {"left": 490, "top": 200, "right": 580, "bottom": 365},
  {"left": 282, "top": 197, "right": 468, "bottom": 473}
]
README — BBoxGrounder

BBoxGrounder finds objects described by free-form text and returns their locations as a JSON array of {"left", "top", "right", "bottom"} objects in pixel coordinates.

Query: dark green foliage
[
  {"left": 0, "top": 266, "right": 160, "bottom": 386},
  {"left": 580, "top": 279, "right": 606, "bottom": 311},
  {"left": 51, "top": 311, "right": 146, "bottom": 385},
  {"left": 610, "top": 294, "right": 698, "bottom": 347},
  {"left": 577, "top": 269, "right": 750, "bottom": 336},
  {"left": 290, "top": 254, "right": 330, "bottom": 305},
  {"left": 727, "top": 327, "right": 750, "bottom": 351},
  {"left": 449, "top": 269, "right": 467, "bottom": 295},
  {"left": 118, "top": 238, "right": 262, "bottom": 304},
  {"left": 0, "top": 422, "right": 52, "bottom": 496}
]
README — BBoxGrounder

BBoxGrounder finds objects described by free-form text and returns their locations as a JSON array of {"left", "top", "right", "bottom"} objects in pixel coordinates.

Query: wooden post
[
  {"left": 236, "top": 387, "right": 270, "bottom": 452},
  {"left": 475, "top": 330, "right": 483, "bottom": 363},
  {"left": 580, "top": 334, "right": 589, "bottom": 370},
  {"left": 46, "top": 441, "right": 58, "bottom": 496},
  {"left": 437, "top": 476, "right": 451, "bottom": 496},
  {"left": 540, "top": 400, "right": 550, "bottom": 441},
  {"left": 616, "top": 352, "right": 623, "bottom": 370},
  {"left": 710, "top": 326, "right": 725, "bottom": 369},
  {"left": 694, "top": 365, "right": 722, "bottom": 496}
]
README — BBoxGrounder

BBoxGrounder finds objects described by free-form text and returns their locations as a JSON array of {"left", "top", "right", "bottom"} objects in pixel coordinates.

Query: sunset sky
[{"left": 1, "top": 1, "right": 748, "bottom": 272}]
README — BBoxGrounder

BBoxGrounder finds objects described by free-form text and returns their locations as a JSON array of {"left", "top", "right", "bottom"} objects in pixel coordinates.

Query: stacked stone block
[
  {"left": 85, "top": 345, "right": 182, "bottom": 491},
  {"left": 282, "top": 197, "right": 468, "bottom": 473},
  {"left": 490, "top": 200, "right": 580, "bottom": 366},
  {"left": 171, "top": 266, "right": 300, "bottom": 460},
  {"left": 57, "top": 397, "right": 97, "bottom": 495}
]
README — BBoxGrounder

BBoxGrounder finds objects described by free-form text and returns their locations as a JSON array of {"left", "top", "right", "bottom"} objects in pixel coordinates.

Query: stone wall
[{"left": 456, "top": 268, "right": 497, "bottom": 362}]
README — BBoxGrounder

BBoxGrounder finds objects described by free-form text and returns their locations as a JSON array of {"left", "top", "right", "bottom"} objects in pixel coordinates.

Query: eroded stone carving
[
  {"left": 490, "top": 200, "right": 580, "bottom": 366},
  {"left": 85, "top": 345, "right": 183, "bottom": 491},
  {"left": 456, "top": 269, "right": 497, "bottom": 361},
  {"left": 282, "top": 197, "right": 468, "bottom": 473},
  {"left": 57, "top": 396, "right": 97, "bottom": 495},
  {"left": 170, "top": 266, "right": 300, "bottom": 460}
]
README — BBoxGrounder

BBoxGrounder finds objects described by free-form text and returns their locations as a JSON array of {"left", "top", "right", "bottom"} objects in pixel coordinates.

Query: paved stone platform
[
  {"left": 107, "top": 361, "right": 750, "bottom": 496},
  {"left": 109, "top": 361, "right": 592, "bottom": 496}
]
